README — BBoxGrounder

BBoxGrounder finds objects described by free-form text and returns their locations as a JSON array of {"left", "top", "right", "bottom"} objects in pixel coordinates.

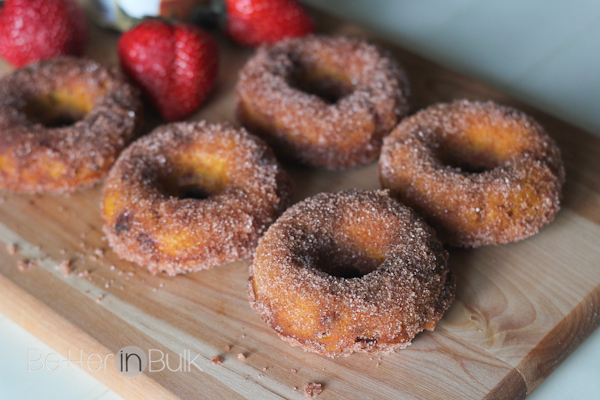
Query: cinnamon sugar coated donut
[
  {"left": 249, "top": 189, "right": 455, "bottom": 357},
  {"left": 102, "top": 122, "right": 292, "bottom": 275},
  {"left": 236, "top": 35, "right": 409, "bottom": 170},
  {"left": 379, "top": 100, "right": 565, "bottom": 247},
  {"left": 0, "top": 57, "right": 142, "bottom": 193}
]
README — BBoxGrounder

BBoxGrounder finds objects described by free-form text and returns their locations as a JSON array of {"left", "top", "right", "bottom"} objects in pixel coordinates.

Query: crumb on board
[
  {"left": 6, "top": 243, "right": 17, "bottom": 255},
  {"left": 56, "top": 259, "right": 72, "bottom": 276},
  {"left": 290, "top": 368, "right": 298, "bottom": 373},
  {"left": 17, "top": 258, "right": 39, "bottom": 272},
  {"left": 211, "top": 356, "right": 223, "bottom": 366},
  {"left": 237, "top": 353, "right": 246, "bottom": 361},
  {"left": 78, "top": 270, "right": 90, "bottom": 279},
  {"left": 292, "top": 387, "right": 298, "bottom": 392},
  {"left": 224, "top": 345, "right": 231, "bottom": 352},
  {"left": 304, "top": 382, "right": 323, "bottom": 398},
  {"left": 17, "top": 260, "right": 29, "bottom": 272},
  {"left": 95, "top": 294, "right": 104, "bottom": 303},
  {"left": 94, "top": 248, "right": 105, "bottom": 258}
]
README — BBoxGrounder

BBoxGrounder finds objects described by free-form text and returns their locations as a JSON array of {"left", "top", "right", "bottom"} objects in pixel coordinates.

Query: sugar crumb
[
  {"left": 6, "top": 243, "right": 17, "bottom": 255},
  {"left": 304, "top": 382, "right": 323, "bottom": 398},
  {"left": 57, "top": 260, "right": 73, "bottom": 276},
  {"left": 17, "top": 260, "right": 31, "bottom": 272}
]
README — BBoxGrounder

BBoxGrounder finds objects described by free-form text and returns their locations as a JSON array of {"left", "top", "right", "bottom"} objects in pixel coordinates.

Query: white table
[{"left": 1, "top": 1, "right": 599, "bottom": 399}]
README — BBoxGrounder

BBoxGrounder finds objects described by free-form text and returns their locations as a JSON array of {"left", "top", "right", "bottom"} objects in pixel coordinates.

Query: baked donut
[
  {"left": 102, "top": 122, "right": 292, "bottom": 275},
  {"left": 0, "top": 57, "right": 142, "bottom": 193},
  {"left": 249, "top": 189, "right": 455, "bottom": 357},
  {"left": 236, "top": 35, "right": 410, "bottom": 170},
  {"left": 379, "top": 100, "right": 565, "bottom": 247}
]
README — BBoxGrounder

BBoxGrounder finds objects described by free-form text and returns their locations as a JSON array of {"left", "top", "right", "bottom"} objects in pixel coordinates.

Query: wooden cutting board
[{"left": 1, "top": 9, "right": 599, "bottom": 400}]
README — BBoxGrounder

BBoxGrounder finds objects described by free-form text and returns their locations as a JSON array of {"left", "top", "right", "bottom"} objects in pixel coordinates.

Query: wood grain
[{"left": 0, "top": 8, "right": 599, "bottom": 400}]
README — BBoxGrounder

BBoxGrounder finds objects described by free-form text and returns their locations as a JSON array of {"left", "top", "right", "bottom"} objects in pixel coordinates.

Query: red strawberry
[
  {"left": 0, "top": 0, "right": 88, "bottom": 67},
  {"left": 118, "top": 19, "right": 218, "bottom": 122},
  {"left": 225, "top": 0, "right": 314, "bottom": 47}
]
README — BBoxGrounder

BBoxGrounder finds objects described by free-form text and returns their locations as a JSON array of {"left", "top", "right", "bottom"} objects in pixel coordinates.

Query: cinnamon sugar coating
[
  {"left": 0, "top": 57, "right": 142, "bottom": 193},
  {"left": 236, "top": 35, "right": 410, "bottom": 170},
  {"left": 379, "top": 100, "right": 565, "bottom": 247},
  {"left": 249, "top": 189, "right": 455, "bottom": 357},
  {"left": 102, "top": 122, "right": 292, "bottom": 275}
]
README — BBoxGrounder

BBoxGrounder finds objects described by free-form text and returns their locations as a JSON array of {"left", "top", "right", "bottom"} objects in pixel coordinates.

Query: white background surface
[{"left": 1, "top": 1, "right": 600, "bottom": 399}]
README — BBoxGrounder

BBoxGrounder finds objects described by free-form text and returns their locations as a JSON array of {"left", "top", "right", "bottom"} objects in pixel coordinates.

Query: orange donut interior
[
  {"left": 289, "top": 64, "right": 355, "bottom": 105},
  {"left": 169, "top": 152, "right": 229, "bottom": 199},
  {"left": 434, "top": 113, "right": 538, "bottom": 172},
  {"left": 306, "top": 212, "right": 390, "bottom": 279},
  {"left": 22, "top": 83, "right": 102, "bottom": 128}
]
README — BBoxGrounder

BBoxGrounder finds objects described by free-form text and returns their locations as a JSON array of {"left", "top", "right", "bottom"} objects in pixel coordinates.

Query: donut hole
[
  {"left": 288, "top": 66, "right": 355, "bottom": 104},
  {"left": 162, "top": 175, "right": 224, "bottom": 201},
  {"left": 308, "top": 239, "right": 383, "bottom": 279},
  {"left": 163, "top": 153, "right": 230, "bottom": 200},
  {"left": 432, "top": 125, "right": 529, "bottom": 173},
  {"left": 436, "top": 149, "right": 498, "bottom": 173},
  {"left": 301, "top": 213, "right": 394, "bottom": 279},
  {"left": 177, "top": 185, "right": 212, "bottom": 200},
  {"left": 23, "top": 90, "right": 94, "bottom": 128},
  {"left": 312, "top": 249, "right": 381, "bottom": 279}
]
